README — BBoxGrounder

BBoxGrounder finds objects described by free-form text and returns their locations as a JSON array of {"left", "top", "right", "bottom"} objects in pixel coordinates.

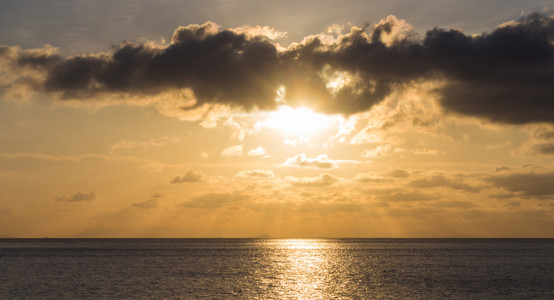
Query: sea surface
[{"left": 0, "top": 238, "right": 553, "bottom": 299}]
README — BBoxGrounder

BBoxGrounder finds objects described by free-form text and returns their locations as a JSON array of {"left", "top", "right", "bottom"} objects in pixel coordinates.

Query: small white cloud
[
  {"left": 248, "top": 146, "right": 267, "bottom": 156},
  {"left": 284, "top": 137, "right": 298, "bottom": 146},
  {"left": 221, "top": 145, "right": 243, "bottom": 157}
]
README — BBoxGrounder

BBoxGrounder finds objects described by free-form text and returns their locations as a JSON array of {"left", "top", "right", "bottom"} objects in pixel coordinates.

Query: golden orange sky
[{"left": 1, "top": 0, "right": 553, "bottom": 237}]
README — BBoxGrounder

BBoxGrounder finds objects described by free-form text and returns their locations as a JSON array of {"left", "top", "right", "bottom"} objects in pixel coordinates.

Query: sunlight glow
[
  {"left": 265, "top": 106, "right": 333, "bottom": 136},
  {"left": 325, "top": 73, "right": 349, "bottom": 93},
  {"left": 320, "top": 66, "right": 352, "bottom": 95}
]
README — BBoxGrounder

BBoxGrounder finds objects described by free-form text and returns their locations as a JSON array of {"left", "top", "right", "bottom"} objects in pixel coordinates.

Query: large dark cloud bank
[{"left": 1, "top": 13, "right": 553, "bottom": 124}]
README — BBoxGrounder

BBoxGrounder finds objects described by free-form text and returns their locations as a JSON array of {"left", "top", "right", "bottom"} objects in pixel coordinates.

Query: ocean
[{"left": 0, "top": 238, "right": 553, "bottom": 299}]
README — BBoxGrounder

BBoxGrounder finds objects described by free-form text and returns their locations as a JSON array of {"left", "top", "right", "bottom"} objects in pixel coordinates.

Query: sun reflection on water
[
  {"left": 261, "top": 239, "right": 331, "bottom": 299},
  {"left": 278, "top": 239, "right": 324, "bottom": 250}
]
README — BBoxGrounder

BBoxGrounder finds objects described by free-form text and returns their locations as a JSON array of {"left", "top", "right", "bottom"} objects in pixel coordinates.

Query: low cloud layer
[
  {"left": 179, "top": 192, "right": 249, "bottom": 209},
  {"left": 379, "top": 191, "right": 439, "bottom": 202},
  {"left": 409, "top": 175, "right": 481, "bottom": 193},
  {"left": 1, "top": 13, "right": 553, "bottom": 124},
  {"left": 287, "top": 173, "right": 338, "bottom": 187},
  {"left": 486, "top": 171, "right": 554, "bottom": 198}
]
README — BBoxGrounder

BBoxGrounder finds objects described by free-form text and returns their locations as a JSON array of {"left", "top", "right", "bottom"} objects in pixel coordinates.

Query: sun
[{"left": 264, "top": 106, "right": 335, "bottom": 137}]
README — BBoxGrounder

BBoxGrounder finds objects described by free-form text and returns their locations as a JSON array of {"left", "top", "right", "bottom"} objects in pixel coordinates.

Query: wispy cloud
[
  {"left": 409, "top": 175, "right": 481, "bottom": 193},
  {"left": 179, "top": 192, "right": 249, "bottom": 208},
  {"left": 236, "top": 169, "right": 275, "bottom": 178},
  {"left": 111, "top": 136, "right": 181, "bottom": 149},
  {"left": 55, "top": 192, "right": 96, "bottom": 202},
  {"left": 171, "top": 170, "right": 205, "bottom": 184},
  {"left": 283, "top": 153, "right": 360, "bottom": 169},
  {"left": 0, "top": 152, "right": 173, "bottom": 172},
  {"left": 132, "top": 199, "right": 159, "bottom": 209},
  {"left": 132, "top": 193, "right": 164, "bottom": 209}
]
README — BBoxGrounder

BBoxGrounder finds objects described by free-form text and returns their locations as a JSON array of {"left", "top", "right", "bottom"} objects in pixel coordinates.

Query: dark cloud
[
  {"left": 55, "top": 191, "right": 96, "bottom": 202},
  {"left": 486, "top": 171, "right": 554, "bottom": 198},
  {"left": 170, "top": 170, "right": 204, "bottom": 184},
  {"left": 428, "top": 13, "right": 554, "bottom": 124},
  {"left": 1, "top": 13, "right": 553, "bottom": 124},
  {"left": 2, "top": 22, "right": 282, "bottom": 110}
]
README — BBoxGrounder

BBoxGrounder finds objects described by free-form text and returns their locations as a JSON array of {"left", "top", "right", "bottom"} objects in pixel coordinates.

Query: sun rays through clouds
[{"left": 0, "top": 1, "right": 553, "bottom": 237}]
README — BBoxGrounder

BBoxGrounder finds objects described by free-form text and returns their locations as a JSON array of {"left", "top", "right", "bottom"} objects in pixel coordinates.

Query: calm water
[{"left": 0, "top": 239, "right": 553, "bottom": 299}]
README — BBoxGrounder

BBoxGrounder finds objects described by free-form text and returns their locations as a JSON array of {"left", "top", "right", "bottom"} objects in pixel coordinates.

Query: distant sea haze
[{"left": 1, "top": 238, "right": 553, "bottom": 299}]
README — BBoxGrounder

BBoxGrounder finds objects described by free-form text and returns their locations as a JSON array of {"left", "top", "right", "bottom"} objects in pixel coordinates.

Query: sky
[{"left": 1, "top": 0, "right": 553, "bottom": 238}]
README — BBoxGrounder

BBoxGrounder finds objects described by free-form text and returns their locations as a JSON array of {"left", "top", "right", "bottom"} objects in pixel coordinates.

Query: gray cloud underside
[
  {"left": 486, "top": 171, "right": 554, "bottom": 198},
  {"left": 1, "top": 13, "right": 553, "bottom": 124},
  {"left": 170, "top": 170, "right": 204, "bottom": 183}
]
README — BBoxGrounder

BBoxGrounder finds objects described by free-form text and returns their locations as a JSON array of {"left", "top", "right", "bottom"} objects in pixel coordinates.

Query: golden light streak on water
[{"left": 260, "top": 239, "right": 331, "bottom": 299}]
